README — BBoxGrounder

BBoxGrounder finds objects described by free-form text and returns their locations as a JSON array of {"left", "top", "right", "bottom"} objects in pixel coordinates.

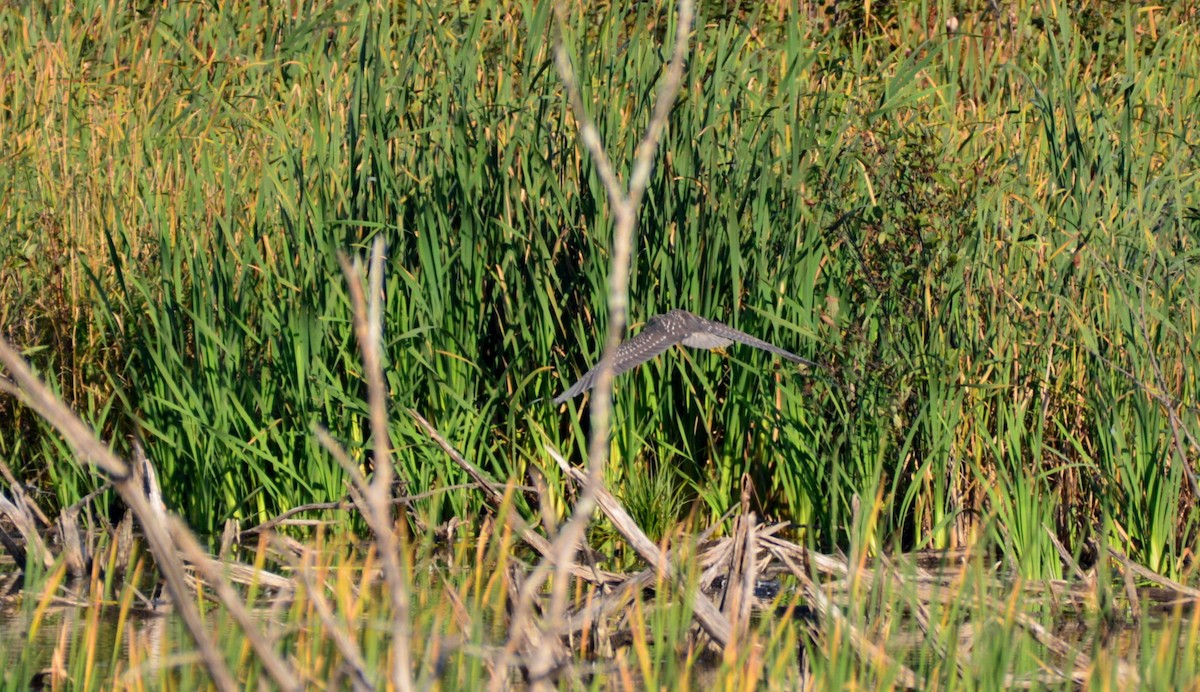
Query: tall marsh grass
[
  {"left": 3, "top": 0, "right": 1200, "bottom": 687},
  {"left": 1, "top": 0, "right": 1198, "bottom": 575}
]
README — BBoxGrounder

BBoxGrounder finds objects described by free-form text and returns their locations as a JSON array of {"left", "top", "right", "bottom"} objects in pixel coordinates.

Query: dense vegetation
[{"left": 2, "top": 0, "right": 1199, "bottom": 687}]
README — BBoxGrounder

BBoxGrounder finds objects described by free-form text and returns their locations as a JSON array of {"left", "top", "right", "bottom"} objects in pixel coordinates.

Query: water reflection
[{"left": 0, "top": 600, "right": 170, "bottom": 687}]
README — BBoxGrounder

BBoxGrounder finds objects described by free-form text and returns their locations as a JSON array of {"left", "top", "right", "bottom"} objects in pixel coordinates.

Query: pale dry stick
[
  {"left": 57, "top": 507, "right": 88, "bottom": 579},
  {"left": 410, "top": 409, "right": 621, "bottom": 585},
  {"left": 314, "top": 428, "right": 372, "bottom": 515},
  {"left": 0, "top": 492, "right": 50, "bottom": 570},
  {"left": 737, "top": 513, "right": 757, "bottom": 640},
  {"left": 516, "top": 0, "right": 695, "bottom": 684},
  {"left": 238, "top": 484, "right": 492, "bottom": 540},
  {"left": 562, "top": 505, "right": 738, "bottom": 636},
  {"left": 498, "top": 560, "right": 570, "bottom": 688},
  {"left": 718, "top": 512, "right": 756, "bottom": 644},
  {"left": 412, "top": 412, "right": 614, "bottom": 681},
  {"left": 0, "top": 496, "right": 29, "bottom": 569},
  {"left": 491, "top": 520, "right": 589, "bottom": 687},
  {"left": 410, "top": 411, "right": 513, "bottom": 505},
  {"left": 312, "top": 430, "right": 394, "bottom": 679},
  {"left": 0, "top": 338, "right": 238, "bottom": 692},
  {"left": 1108, "top": 546, "right": 1200, "bottom": 599},
  {"left": 140, "top": 434, "right": 294, "bottom": 685},
  {"left": 335, "top": 237, "right": 414, "bottom": 692},
  {"left": 725, "top": 479, "right": 757, "bottom": 644},
  {"left": 698, "top": 537, "right": 737, "bottom": 592},
  {"left": 757, "top": 532, "right": 851, "bottom": 579},
  {"left": 418, "top": 407, "right": 599, "bottom": 686},
  {"left": 168, "top": 516, "right": 303, "bottom": 692},
  {"left": 1042, "top": 525, "right": 1089, "bottom": 581},
  {"left": 179, "top": 550, "right": 295, "bottom": 594},
  {"left": 239, "top": 500, "right": 352, "bottom": 538},
  {"left": 0, "top": 455, "right": 55, "bottom": 570},
  {"left": 0, "top": 454, "right": 53, "bottom": 526},
  {"left": 548, "top": 446, "right": 732, "bottom": 646}
]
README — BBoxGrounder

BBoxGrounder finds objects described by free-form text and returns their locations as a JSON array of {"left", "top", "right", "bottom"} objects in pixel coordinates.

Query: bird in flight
[{"left": 554, "top": 309, "right": 816, "bottom": 404}]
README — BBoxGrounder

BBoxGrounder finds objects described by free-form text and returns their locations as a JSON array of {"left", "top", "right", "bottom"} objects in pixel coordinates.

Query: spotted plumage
[{"left": 553, "top": 309, "right": 815, "bottom": 404}]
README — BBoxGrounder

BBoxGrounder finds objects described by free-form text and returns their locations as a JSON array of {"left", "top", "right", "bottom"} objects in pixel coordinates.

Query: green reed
[
  {"left": 10, "top": 512, "right": 1197, "bottom": 690},
  {"left": 1, "top": 0, "right": 1198, "bottom": 577}
]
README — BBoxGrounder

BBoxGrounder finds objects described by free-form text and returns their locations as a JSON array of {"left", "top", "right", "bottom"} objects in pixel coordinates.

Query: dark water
[{"left": 0, "top": 598, "right": 176, "bottom": 686}]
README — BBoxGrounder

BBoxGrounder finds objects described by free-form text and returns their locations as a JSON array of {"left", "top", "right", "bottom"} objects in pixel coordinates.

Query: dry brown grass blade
[
  {"left": 293, "top": 549, "right": 375, "bottom": 692},
  {"left": 0, "top": 336, "right": 239, "bottom": 692}
]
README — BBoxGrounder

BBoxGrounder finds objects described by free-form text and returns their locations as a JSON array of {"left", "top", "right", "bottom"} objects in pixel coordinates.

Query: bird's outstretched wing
[
  {"left": 553, "top": 310, "right": 816, "bottom": 404},
  {"left": 688, "top": 315, "right": 818, "bottom": 367},
  {"left": 552, "top": 315, "right": 686, "bottom": 404}
]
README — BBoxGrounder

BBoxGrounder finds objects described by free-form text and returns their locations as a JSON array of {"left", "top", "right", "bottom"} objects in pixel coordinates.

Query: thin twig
[
  {"left": 237, "top": 483, "right": 492, "bottom": 540},
  {"left": 517, "top": 1, "right": 695, "bottom": 685},
  {"left": 0, "top": 336, "right": 239, "bottom": 692},
  {"left": 336, "top": 237, "right": 414, "bottom": 692}
]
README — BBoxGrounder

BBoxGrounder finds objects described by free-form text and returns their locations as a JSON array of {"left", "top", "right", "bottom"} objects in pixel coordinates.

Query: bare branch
[
  {"left": 0, "top": 336, "right": 239, "bottom": 692},
  {"left": 547, "top": 446, "right": 731, "bottom": 647},
  {"left": 550, "top": 19, "right": 627, "bottom": 215},
  {"left": 410, "top": 408, "right": 620, "bottom": 585},
  {"left": 336, "top": 237, "right": 415, "bottom": 692},
  {"left": 627, "top": 0, "right": 694, "bottom": 212},
  {"left": 512, "top": 1, "right": 695, "bottom": 683}
]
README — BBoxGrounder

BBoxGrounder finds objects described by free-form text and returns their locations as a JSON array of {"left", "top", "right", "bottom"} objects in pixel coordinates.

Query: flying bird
[{"left": 553, "top": 309, "right": 816, "bottom": 404}]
